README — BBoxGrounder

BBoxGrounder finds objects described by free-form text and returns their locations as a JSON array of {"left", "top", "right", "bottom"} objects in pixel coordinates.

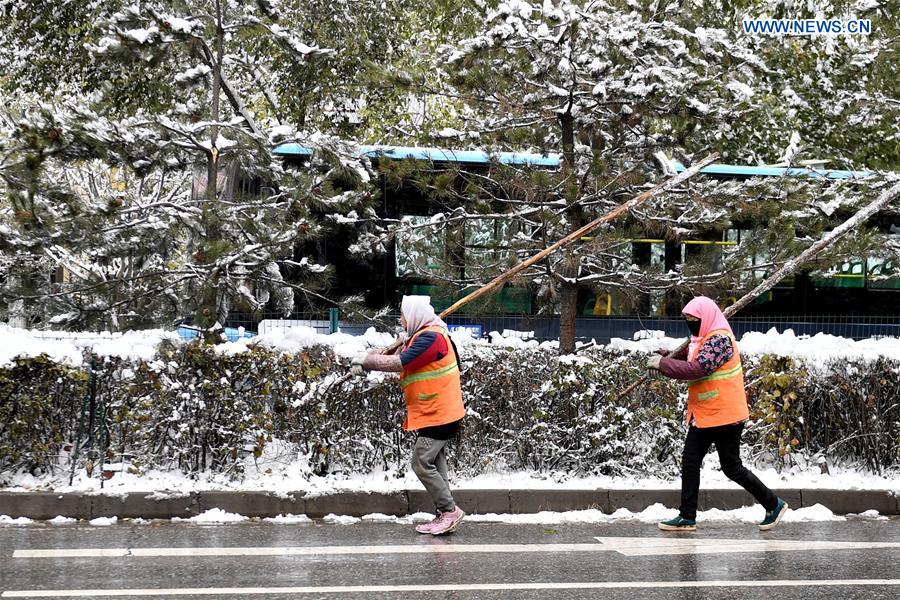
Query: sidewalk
[{"left": 1, "top": 488, "right": 897, "bottom": 520}]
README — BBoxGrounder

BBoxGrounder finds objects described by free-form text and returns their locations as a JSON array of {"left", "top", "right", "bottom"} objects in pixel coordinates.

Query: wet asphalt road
[{"left": 1, "top": 517, "right": 898, "bottom": 599}]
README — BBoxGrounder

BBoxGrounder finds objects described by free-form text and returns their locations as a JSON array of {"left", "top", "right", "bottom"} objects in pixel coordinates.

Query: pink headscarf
[
  {"left": 682, "top": 296, "right": 733, "bottom": 358},
  {"left": 400, "top": 295, "right": 447, "bottom": 337}
]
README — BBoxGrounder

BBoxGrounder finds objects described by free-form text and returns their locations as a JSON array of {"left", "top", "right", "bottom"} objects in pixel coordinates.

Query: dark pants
[{"left": 679, "top": 422, "right": 778, "bottom": 520}]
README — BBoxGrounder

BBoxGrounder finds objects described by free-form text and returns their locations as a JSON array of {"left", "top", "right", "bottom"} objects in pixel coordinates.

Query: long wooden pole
[
  {"left": 380, "top": 153, "right": 721, "bottom": 353},
  {"left": 619, "top": 178, "right": 900, "bottom": 400}
]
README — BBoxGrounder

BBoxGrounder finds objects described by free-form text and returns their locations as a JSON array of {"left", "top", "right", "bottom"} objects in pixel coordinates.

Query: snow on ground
[
  {"left": 3, "top": 503, "right": 879, "bottom": 527},
  {"left": 4, "top": 461, "right": 898, "bottom": 498},
  {"left": 464, "top": 503, "right": 846, "bottom": 525},
  {"left": 3, "top": 418, "right": 899, "bottom": 496}
]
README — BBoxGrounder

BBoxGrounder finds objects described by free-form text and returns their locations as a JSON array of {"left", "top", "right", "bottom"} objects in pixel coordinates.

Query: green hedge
[{"left": 1, "top": 342, "right": 898, "bottom": 482}]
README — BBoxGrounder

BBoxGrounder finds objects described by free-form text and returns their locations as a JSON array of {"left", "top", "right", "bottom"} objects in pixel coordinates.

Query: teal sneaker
[
  {"left": 759, "top": 498, "right": 789, "bottom": 531},
  {"left": 658, "top": 516, "right": 697, "bottom": 531}
]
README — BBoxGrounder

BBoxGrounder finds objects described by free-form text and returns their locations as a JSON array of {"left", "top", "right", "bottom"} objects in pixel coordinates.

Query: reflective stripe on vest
[
  {"left": 399, "top": 325, "right": 465, "bottom": 431},
  {"left": 686, "top": 329, "right": 749, "bottom": 428},
  {"left": 687, "top": 362, "right": 744, "bottom": 386},
  {"left": 400, "top": 360, "right": 459, "bottom": 388}
]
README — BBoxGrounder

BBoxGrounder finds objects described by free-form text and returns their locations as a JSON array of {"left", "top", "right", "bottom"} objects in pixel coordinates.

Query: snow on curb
[
  {"left": 173, "top": 508, "right": 248, "bottom": 524},
  {"left": 263, "top": 514, "right": 313, "bottom": 524},
  {"left": 0, "top": 515, "right": 34, "bottom": 525},
  {"left": 2, "top": 504, "right": 889, "bottom": 527}
]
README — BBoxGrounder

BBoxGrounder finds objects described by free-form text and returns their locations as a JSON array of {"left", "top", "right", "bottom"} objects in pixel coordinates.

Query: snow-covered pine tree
[
  {"left": 0, "top": 1, "right": 373, "bottom": 332},
  {"left": 406, "top": 0, "right": 900, "bottom": 351}
]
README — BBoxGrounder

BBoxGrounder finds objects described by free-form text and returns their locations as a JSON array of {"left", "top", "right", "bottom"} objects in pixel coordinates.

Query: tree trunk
[
  {"left": 559, "top": 279, "right": 579, "bottom": 353},
  {"left": 198, "top": 0, "right": 226, "bottom": 342},
  {"left": 558, "top": 106, "right": 581, "bottom": 353}
]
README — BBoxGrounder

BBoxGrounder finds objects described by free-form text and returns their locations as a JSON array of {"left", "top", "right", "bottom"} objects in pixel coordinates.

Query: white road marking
[
  {"left": 3, "top": 579, "right": 900, "bottom": 597},
  {"left": 12, "top": 543, "right": 603, "bottom": 558},
  {"left": 13, "top": 537, "right": 900, "bottom": 559},
  {"left": 593, "top": 536, "right": 900, "bottom": 556}
]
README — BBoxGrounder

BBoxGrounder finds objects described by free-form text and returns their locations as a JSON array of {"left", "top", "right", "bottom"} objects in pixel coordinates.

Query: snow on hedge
[
  {"left": 0, "top": 324, "right": 177, "bottom": 368},
  {"left": 2, "top": 323, "right": 898, "bottom": 367},
  {"left": 608, "top": 328, "right": 900, "bottom": 364}
]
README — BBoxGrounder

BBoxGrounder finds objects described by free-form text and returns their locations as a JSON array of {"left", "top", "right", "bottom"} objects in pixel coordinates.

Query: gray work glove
[{"left": 351, "top": 353, "right": 367, "bottom": 376}]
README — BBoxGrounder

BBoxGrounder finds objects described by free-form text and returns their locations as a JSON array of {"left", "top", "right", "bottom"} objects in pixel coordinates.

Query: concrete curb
[{"left": 0, "top": 489, "right": 897, "bottom": 520}]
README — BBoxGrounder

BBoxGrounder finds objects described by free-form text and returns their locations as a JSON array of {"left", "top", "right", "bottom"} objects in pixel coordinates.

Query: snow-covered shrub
[
  {"left": 452, "top": 347, "right": 684, "bottom": 478},
  {"left": 102, "top": 342, "right": 339, "bottom": 477},
  {"left": 744, "top": 355, "right": 808, "bottom": 463},
  {"left": 277, "top": 361, "right": 407, "bottom": 477},
  {"left": 2, "top": 341, "right": 899, "bottom": 481},
  {"left": 743, "top": 354, "right": 900, "bottom": 472},
  {"left": 800, "top": 357, "right": 900, "bottom": 473},
  {"left": 0, "top": 356, "right": 86, "bottom": 474}
]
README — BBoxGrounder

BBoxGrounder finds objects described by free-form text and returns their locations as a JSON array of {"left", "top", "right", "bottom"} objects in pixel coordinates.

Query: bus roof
[{"left": 274, "top": 143, "right": 875, "bottom": 178}]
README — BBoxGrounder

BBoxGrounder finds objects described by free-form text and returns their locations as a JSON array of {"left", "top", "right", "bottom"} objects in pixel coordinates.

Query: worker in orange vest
[
  {"left": 646, "top": 296, "right": 788, "bottom": 532},
  {"left": 352, "top": 296, "right": 466, "bottom": 535}
]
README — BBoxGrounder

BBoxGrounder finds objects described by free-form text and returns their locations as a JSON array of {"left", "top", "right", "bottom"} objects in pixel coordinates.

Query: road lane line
[
  {"left": 13, "top": 548, "right": 131, "bottom": 558},
  {"left": 593, "top": 537, "right": 900, "bottom": 556},
  {"left": 13, "top": 543, "right": 601, "bottom": 558},
  {"left": 14, "top": 538, "right": 900, "bottom": 559},
  {"left": 3, "top": 579, "right": 900, "bottom": 597}
]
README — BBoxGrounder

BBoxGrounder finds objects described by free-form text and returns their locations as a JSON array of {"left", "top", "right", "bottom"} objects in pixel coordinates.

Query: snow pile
[
  {"left": 175, "top": 508, "right": 248, "bottom": 524},
  {"left": 48, "top": 516, "right": 77, "bottom": 525},
  {"left": 88, "top": 516, "right": 117, "bottom": 526},
  {"left": 0, "top": 515, "right": 34, "bottom": 525},
  {"left": 850, "top": 509, "right": 889, "bottom": 521},
  {"left": 323, "top": 514, "right": 361, "bottom": 525},
  {"left": 263, "top": 514, "right": 313, "bottom": 524}
]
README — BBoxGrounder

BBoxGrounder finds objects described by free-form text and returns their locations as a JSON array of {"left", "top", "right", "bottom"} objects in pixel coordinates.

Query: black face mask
[{"left": 686, "top": 318, "right": 702, "bottom": 336}]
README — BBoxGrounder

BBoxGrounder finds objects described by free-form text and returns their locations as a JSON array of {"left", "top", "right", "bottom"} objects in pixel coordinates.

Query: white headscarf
[{"left": 400, "top": 295, "right": 447, "bottom": 336}]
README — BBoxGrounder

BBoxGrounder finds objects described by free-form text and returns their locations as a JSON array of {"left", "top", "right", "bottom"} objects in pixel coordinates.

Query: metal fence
[
  {"left": 224, "top": 312, "right": 900, "bottom": 344},
  {"left": 20, "top": 312, "right": 899, "bottom": 345},
  {"left": 432, "top": 314, "right": 900, "bottom": 344}
]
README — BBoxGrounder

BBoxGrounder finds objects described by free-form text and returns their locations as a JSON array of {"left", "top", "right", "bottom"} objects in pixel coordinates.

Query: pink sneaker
[
  {"left": 429, "top": 507, "right": 465, "bottom": 536},
  {"left": 415, "top": 512, "right": 442, "bottom": 534}
]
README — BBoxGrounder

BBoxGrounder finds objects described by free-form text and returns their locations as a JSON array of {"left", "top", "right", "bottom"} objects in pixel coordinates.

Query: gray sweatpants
[{"left": 411, "top": 436, "right": 456, "bottom": 513}]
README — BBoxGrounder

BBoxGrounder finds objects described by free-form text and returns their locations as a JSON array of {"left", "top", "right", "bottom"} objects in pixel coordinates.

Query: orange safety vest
[
  {"left": 685, "top": 329, "right": 749, "bottom": 428},
  {"left": 399, "top": 325, "right": 465, "bottom": 431}
]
